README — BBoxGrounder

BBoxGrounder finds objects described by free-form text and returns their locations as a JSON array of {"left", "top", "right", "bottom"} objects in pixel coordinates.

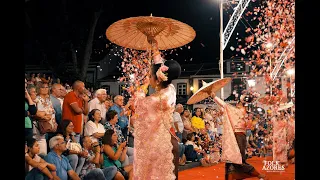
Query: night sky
[{"left": 24, "top": 0, "right": 259, "bottom": 67}]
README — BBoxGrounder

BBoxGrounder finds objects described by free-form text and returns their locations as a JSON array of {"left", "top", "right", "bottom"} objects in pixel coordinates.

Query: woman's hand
[{"left": 119, "top": 141, "right": 127, "bottom": 149}]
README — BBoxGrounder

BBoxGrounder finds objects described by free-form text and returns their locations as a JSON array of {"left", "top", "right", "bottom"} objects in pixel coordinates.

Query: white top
[
  {"left": 172, "top": 112, "right": 184, "bottom": 133},
  {"left": 25, "top": 153, "right": 41, "bottom": 171},
  {"left": 185, "top": 140, "right": 202, "bottom": 150},
  {"left": 84, "top": 121, "right": 106, "bottom": 143},
  {"left": 88, "top": 98, "right": 107, "bottom": 124}
]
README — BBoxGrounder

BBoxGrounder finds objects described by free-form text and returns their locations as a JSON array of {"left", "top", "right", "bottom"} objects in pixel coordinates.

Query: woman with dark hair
[
  {"left": 57, "top": 119, "right": 86, "bottom": 174},
  {"left": 84, "top": 109, "right": 106, "bottom": 144},
  {"left": 101, "top": 129, "right": 133, "bottom": 180},
  {"left": 191, "top": 107, "right": 205, "bottom": 132},
  {"left": 128, "top": 45, "right": 181, "bottom": 179},
  {"left": 25, "top": 138, "right": 58, "bottom": 180},
  {"left": 210, "top": 92, "right": 267, "bottom": 180}
]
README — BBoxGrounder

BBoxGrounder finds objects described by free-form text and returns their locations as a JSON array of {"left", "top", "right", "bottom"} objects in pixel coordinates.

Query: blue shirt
[
  {"left": 45, "top": 151, "right": 72, "bottom": 180},
  {"left": 50, "top": 95, "right": 62, "bottom": 125},
  {"left": 109, "top": 105, "right": 128, "bottom": 129}
]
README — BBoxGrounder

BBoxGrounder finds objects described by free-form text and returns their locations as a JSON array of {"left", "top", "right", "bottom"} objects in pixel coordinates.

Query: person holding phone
[{"left": 101, "top": 130, "right": 133, "bottom": 180}]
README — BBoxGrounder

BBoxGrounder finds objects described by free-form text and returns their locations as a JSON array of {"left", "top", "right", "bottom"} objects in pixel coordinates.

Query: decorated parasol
[
  {"left": 187, "top": 78, "right": 232, "bottom": 105},
  {"left": 106, "top": 14, "right": 196, "bottom": 50}
]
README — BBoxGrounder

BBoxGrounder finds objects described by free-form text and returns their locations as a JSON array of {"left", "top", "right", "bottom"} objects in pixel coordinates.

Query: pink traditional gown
[
  {"left": 271, "top": 117, "right": 288, "bottom": 163},
  {"left": 131, "top": 84, "right": 176, "bottom": 180}
]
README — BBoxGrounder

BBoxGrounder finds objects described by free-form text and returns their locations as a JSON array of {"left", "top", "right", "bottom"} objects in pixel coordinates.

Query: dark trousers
[
  {"left": 121, "top": 127, "right": 128, "bottom": 141},
  {"left": 171, "top": 134, "right": 179, "bottom": 180},
  {"left": 225, "top": 132, "right": 255, "bottom": 179}
]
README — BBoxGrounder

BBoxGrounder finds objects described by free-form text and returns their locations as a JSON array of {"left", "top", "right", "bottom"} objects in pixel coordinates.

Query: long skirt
[{"left": 225, "top": 132, "right": 257, "bottom": 179}]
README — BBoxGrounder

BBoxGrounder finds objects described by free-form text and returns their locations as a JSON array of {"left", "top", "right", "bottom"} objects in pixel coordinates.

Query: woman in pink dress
[
  {"left": 271, "top": 110, "right": 288, "bottom": 167},
  {"left": 130, "top": 47, "right": 181, "bottom": 180}
]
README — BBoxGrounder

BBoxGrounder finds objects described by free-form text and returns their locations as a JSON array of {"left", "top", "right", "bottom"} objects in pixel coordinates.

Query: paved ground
[{"left": 178, "top": 156, "right": 295, "bottom": 180}]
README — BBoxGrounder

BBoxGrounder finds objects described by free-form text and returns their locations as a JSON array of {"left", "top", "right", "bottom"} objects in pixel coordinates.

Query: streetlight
[
  {"left": 219, "top": 0, "right": 224, "bottom": 100},
  {"left": 190, "top": 86, "right": 194, "bottom": 92},
  {"left": 247, "top": 79, "right": 256, "bottom": 87}
]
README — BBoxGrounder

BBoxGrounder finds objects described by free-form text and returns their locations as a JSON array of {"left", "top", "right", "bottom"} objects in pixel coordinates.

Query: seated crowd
[{"left": 25, "top": 75, "right": 280, "bottom": 180}]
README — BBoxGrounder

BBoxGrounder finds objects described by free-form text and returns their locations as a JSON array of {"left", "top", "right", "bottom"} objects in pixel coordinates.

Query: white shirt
[
  {"left": 25, "top": 153, "right": 41, "bottom": 171},
  {"left": 172, "top": 112, "right": 184, "bottom": 133},
  {"left": 88, "top": 98, "right": 107, "bottom": 124},
  {"left": 84, "top": 121, "right": 106, "bottom": 143},
  {"left": 185, "top": 140, "right": 202, "bottom": 150}
]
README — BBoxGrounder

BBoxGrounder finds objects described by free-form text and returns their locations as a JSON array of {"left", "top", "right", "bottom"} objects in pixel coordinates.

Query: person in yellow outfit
[{"left": 191, "top": 108, "right": 205, "bottom": 132}]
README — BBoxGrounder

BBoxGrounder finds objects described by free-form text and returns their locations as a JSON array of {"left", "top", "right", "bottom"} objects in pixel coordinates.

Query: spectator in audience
[
  {"left": 104, "top": 110, "right": 134, "bottom": 167},
  {"left": 31, "top": 73, "right": 36, "bottom": 85},
  {"left": 184, "top": 133, "right": 210, "bottom": 166},
  {"left": 59, "top": 86, "right": 67, "bottom": 109},
  {"left": 25, "top": 79, "right": 37, "bottom": 140},
  {"left": 80, "top": 136, "right": 123, "bottom": 180},
  {"left": 45, "top": 136, "right": 81, "bottom": 180},
  {"left": 62, "top": 80, "right": 89, "bottom": 143},
  {"left": 25, "top": 138, "right": 59, "bottom": 180},
  {"left": 34, "top": 82, "right": 58, "bottom": 156},
  {"left": 84, "top": 109, "right": 106, "bottom": 144},
  {"left": 50, "top": 83, "right": 63, "bottom": 125},
  {"left": 35, "top": 73, "right": 42, "bottom": 85},
  {"left": 191, "top": 108, "right": 205, "bottom": 132},
  {"left": 101, "top": 129, "right": 133, "bottom": 180},
  {"left": 181, "top": 109, "right": 193, "bottom": 142},
  {"left": 205, "top": 122, "right": 215, "bottom": 141},
  {"left": 88, "top": 89, "right": 108, "bottom": 124},
  {"left": 172, "top": 104, "right": 184, "bottom": 142},
  {"left": 57, "top": 120, "right": 86, "bottom": 175},
  {"left": 109, "top": 95, "right": 130, "bottom": 140}
]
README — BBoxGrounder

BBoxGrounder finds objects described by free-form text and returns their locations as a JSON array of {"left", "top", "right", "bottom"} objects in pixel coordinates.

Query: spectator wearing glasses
[
  {"left": 109, "top": 95, "right": 130, "bottom": 140},
  {"left": 45, "top": 135, "right": 81, "bottom": 180},
  {"left": 34, "top": 82, "right": 58, "bottom": 156}
]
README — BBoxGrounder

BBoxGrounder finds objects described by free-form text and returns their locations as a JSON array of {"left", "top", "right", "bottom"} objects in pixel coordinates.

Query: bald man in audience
[{"left": 62, "top": 80, "right": 89, "bottom": 143}]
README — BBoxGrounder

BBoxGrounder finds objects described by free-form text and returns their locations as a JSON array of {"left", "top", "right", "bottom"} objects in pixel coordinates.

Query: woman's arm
[
  {"left": 210, "top": 92, "right": 227, "bottom": 108},
  {"left": 103, "top": 144, "right": 124, "bottom": 161},
  {"left": 119, "top": 147, "right": 127, "bottom": 162},
  {"left": 92, "top": 132, "right": 105, "bottom": 139},
  {"left": 25, "top": 156, "right": 54, "bottom": 179},
  {"left": 40, "top": 158, "right": 56, "bottom": 171}
]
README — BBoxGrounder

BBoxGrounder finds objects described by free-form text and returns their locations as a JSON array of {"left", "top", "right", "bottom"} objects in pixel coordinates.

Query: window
[
  {"left": 232, "top": 78, "right": 247, "bottom": 95},
  {"left": 177, "top": 83, "right": 187, "bottom": 95},
  {"left": 226, "top": 61, "right": 249, "bottom": 73},
  {"left": 119, "top": 84, "right": 127, "bottom": 96}
]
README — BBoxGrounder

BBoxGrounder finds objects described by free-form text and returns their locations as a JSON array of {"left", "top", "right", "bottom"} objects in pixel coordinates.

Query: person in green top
[
  {"left": 101, "top": 129, "right": 133, "bottom": 179},
  {"left": 25, "top": 80, "right": 37, "bottom": 140}
]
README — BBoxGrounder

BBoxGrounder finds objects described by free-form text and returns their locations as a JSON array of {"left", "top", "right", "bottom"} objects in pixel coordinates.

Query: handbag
[
  {"left": 66, "top": 140, "right": 82, "bottom": 153},
  {"left": 38, "top": 117, "right": 58, "bottom": 134}
]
